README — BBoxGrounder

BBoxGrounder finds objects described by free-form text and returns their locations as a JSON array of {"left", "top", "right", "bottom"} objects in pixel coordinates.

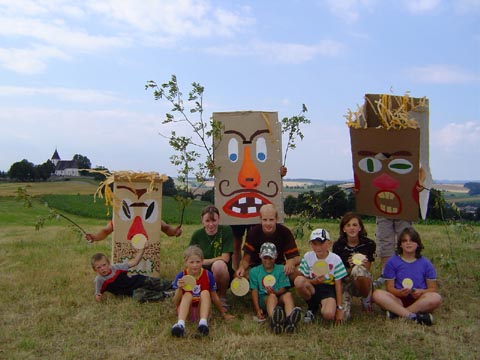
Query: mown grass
[{"left": 0, "top": 184, "right": 479, "bottom": 359}]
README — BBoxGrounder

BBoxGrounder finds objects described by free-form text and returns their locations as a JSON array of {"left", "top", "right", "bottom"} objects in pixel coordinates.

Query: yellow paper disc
[
  {"left": 131, "top": 234, "right": 147, "bottom": 249},
  {"left": 262, "top": 274, "right": 276, "bottom": 287},
  {"left": 312, "top": 260, "right": 329, "bottom": 276},
  {"left": 402, "top": 278, "right": 413, "bottom": 289},
  {"left": 352, "top": 253, "right": 366, "bottom": 266},
  {"left": 230, "top": 277, "right": 249, "bottom": 296},
  {"left": 182, "top": 275, "right": 196, "bottom": 291}
]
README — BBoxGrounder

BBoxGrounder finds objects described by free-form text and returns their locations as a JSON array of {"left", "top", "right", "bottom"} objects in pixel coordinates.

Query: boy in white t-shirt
[{"left": 294, "top": 228, "right": 347, "bottom": 324}]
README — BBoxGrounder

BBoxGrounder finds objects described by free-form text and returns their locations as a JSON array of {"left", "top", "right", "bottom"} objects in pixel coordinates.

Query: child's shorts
[{"left": 308, "top": 284, "right": 336, "bottom": 310}]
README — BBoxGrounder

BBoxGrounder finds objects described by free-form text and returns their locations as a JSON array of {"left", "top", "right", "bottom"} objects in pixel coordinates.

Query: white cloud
[
  {"left": 324, "top": 0, "right": 376, "bottom": 23},
  {"left": 404, "top": 0, "right": 441, "bottom": 14},
  {"left": 206, "top": 39, "right": 343, "bottom": 64},
  {"left": 433, "top": 121, "right": 480, "bottom": 149},
  {"left": 84, "top": 0, "right": 254, "bottom": 38},
  {"left": 431, "top": 121, "right": 480, "bottom": 179},
  {"left": 407, "top": 65, "right": 479, "bottom": 84},
  {"left": 0, "top": 45, "right": 69, "bottom": 74},
  {"left": 0, "top": 1, "right": 253, "bottom": 74},
  {"left": 0, "top": 86, "right": 120, "bottom": 103}
]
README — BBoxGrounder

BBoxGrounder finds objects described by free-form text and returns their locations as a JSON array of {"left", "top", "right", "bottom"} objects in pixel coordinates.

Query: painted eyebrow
[
  {"left": 357, "top": 151, "right": 412, "bottom": 157},
  {"left": 224, "top": 129, "right": 270, "bottom": 144},
  {"left": 117, "top": 185, "right": 148, "bottom": 199}
]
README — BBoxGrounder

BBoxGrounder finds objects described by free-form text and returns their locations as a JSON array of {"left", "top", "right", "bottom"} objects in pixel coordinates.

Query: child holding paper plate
[
  {"left": 372, "top": 227, "right": 442, "bottom": 325},
  {"left": 294, "top": 229, "right": 348, "bottom": 324},
  {"left": 171, "top": 245, "right": 234, "bottom": 337},
  {"left": 332, "top": 212, "right": 376, "bottom": 317},
  {"left": 249, "top": 242, "right": 302, "bottom": 334},
  {"left": 91, "top": 241, "right": 172, "bottom": 303}
]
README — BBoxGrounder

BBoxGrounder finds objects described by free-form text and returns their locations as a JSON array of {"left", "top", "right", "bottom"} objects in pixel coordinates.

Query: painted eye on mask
[
  {"left": 388, "top": 159, "right": 413, "bottom": 174},
  {"left": 358, "top": 157, "right": 382, "bottom": 173},
  {"left": 228, "top": 138, "right": 239, "bottom": 163},
  {"left": 143, "top": 200, "right": 158, "bottom": 223},
  {"left": 256, "top": 137, "right": 267, "bottom": 162},
  {"left": 119, "top": 198, "right": 133, "bottom": 221}
]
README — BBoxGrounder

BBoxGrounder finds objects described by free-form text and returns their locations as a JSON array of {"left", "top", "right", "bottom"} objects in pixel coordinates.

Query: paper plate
[
  {"left": 131, "top": 234, "right": 147, "bottom": 249},
  {"left": 402, "top": 278, "right": 414, "bottom": 289},
  {"left": 262, "top": 274, "right": 276, "bottom": 288},
  {"left": 230, "top": 277, "right": 249, "bottom": 296},
  {"left": 182, "top": 274, "right": 197, "bottom": 291},
  {"left": 352, "top": 253, "right": 366, "bottom": 266},
  {"left": 312, "top": 260, "right": 329, "bottom": 276}
]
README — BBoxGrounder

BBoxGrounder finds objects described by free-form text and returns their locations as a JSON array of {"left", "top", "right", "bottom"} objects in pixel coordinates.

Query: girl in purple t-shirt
[{"left": 372, "top": 227, "right": 442, "bottom": 326}]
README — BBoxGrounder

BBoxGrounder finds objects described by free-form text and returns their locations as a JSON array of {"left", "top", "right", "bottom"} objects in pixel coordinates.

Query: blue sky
[{"left": 0, "top": 0, "right": 479, "bottom": 181}]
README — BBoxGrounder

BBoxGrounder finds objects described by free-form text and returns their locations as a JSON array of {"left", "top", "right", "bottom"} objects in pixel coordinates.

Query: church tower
[{"left": 51, "top": 148, "right": 60, "bottom": 166}]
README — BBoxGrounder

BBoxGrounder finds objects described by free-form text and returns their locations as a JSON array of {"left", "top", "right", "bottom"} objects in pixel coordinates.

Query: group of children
[{"left": 90, "top": 212, "right": 442, "bottom": 338}]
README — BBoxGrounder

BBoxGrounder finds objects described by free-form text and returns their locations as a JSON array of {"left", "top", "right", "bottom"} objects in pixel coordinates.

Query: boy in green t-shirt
[{"left": 249, "top": 242, "right": 302, "bottom": 334}]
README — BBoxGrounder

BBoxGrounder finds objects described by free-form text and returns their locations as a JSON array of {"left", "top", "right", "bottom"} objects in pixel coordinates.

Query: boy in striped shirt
[{"left": 294, "top": 228, "right": 347, "bottom": 324}]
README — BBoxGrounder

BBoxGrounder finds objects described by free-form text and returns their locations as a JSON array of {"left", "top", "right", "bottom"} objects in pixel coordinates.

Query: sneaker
[
  {"left": 361, "top": 296, "right": 372, "bottom": 312},
  {"left": 171, "top": 323, "right": 185, "bottom": 337},
  {"left": 284, "top": 307, "right": 302, "bottom": 333},
  {"left": 304, "top": 310, "right": 315, "bottom": 324},
  {"left": 197, "top": 324, "right": 209, "bottom": 336},
  {"left": 386, "top": 310, "right": 399, "bottom": 320},
  {"left": 271, "top": 306, "right": 285, "bottom": 334},
  {"left": 415, "top": 312, "right": 433, "bottom": 326},
  {"left": 373, "top": 276, "right": 386, "bottom": 289}
]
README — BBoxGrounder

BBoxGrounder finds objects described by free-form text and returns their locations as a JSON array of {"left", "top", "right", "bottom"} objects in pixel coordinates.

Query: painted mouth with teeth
[
  {"left": 375, "top": 191, "right": 402, "bottom": 215},
  {"left": 222, "top": 192, "right": 272, "bottom": 218}
]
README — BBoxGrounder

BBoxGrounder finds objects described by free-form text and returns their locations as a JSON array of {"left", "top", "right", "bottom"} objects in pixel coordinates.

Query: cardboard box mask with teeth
[
  {"left": 349, "top": 94, "right": 430, "bottom": 221},
  {"left": 213, "top": 111, "right": 284, "bottom": 225}
]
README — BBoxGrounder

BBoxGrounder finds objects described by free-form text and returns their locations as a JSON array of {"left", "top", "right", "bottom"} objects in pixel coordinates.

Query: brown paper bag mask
[
  {"left": 112, "top": 174, "right": 165, "bottom": 277},
  {"left": 213, "top": 111, "right": 284, "bottom": 225}
]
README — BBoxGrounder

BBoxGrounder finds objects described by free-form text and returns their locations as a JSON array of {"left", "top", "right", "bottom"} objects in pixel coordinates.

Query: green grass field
[{"left": 0, "top": 182, "right": 479, "bottom": 359}]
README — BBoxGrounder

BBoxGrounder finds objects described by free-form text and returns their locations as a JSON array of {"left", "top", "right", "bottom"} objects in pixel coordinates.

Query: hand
[
  {"left": 398, "top": 287, "right": 411, "bottom": 297},
  {"left": 256, "top": 309, "right": 265, "bottom": 320},
  {"left": 265, "top": 286, "right": 275, "bottom": 295},
  {"left": 335, "top": 308, "right": 345, "bottom": 324},
  {"left": 410, "top": 288, "right": 423, "bottom": 299},
  {"left": 85, "top": 233, "right": 95, "bottom": 243},
  {"left": 173, "top": 225, "right": 182, "bottom": 237},
  {"left": 235, "top": 267, "right": 245, "bottom": 279},
  {"left": 284, "top": 260, "right": 296, "bottom": 275},
  {"left": 95, "top": 294, "right": 102, "bottom": 302},
  {"left": 223, "top": 313, "right": 235, "bottom": 320},
  {"left": 280, "top": 165, "right": 287, "bottom": 177},
  {"left": 312, "top": 275, "right": 325, "bottom": 285}
]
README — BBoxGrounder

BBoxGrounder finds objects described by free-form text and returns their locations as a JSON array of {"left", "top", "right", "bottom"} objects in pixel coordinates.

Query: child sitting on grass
[
  {"left": 294, "top": 228, "right": 347, "bottom": 324},
  {"left": 91, "top": 241, "right": 172, "bottom": 303},
  {"left": 171, "top": 245, "right": 234, "bottom": 337},
  {"left": 372, "top": 227, "right": 442, "bottom": 326},
  {"left": 249, "top": 242, "right": 302, "bottom": 334}
]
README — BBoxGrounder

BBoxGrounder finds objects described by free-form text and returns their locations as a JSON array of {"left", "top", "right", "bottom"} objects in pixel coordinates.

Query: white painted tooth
[
  {"left": 248, "top": 207, "right": 257, "bottom": 213},
  {"left": 255, "top": 198, "right": 262, "bottom": 204},
  {"left": 232, "top": 207, "right": 241, "bottom": 213},
  {"left": 239, "top": 197, "right": 246, "bottom": 204}
]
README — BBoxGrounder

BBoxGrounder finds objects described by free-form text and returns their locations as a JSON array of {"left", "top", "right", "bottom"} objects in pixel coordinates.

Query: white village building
[{"left": 51, "top": 149, "right": 80, "bottom": 177}]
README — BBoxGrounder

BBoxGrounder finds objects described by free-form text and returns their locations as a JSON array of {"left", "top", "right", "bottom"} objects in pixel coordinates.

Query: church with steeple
[{"left": 51, "top": 149, "right": 80, "bottom": 177}]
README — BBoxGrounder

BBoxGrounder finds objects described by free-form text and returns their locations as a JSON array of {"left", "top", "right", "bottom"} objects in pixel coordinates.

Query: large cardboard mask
[
  {"left": 213, "top": 111, "right": 284, "bottom": 224},
  {"left": 349, "top": 94, "right": 431, "bottom": 221},
  {"left": 112, "top": 173, "right": 166, "bottom": 277}
]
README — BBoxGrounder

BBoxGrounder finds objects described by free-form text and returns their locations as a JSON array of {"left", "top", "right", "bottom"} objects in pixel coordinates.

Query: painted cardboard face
[
  {"left": 349, "top": 94, "right": 429, "bottom": 221},
  {"left": 350, "top": 127, "right": 420, "bottom": 221},
  {"left": 213, "top": 111, "right": 284, "bottom": 225},
  {"left": 112, "top": 174, "right": 165, "bottom": 277}
]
